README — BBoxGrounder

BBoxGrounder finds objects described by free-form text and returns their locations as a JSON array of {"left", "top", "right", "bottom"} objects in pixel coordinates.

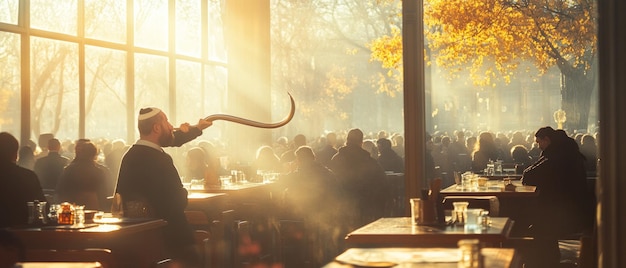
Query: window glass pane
[
  {"left": 176, "top": 60, "right": 202, "bottom": 125},
  {"left": 85, "top": 46, "right": 127, "bottom": 140},
  {"left": 208, "top": 0, "right": 226, "bottom": 61},
  {"left": 135, "top": 53, "right": 169, "bottom": 117},
  {"left": 30, "top": 0, "right": 77, "bottom": 35},
  {"left": 176, "top": 0, "right": 201, "bottom": 57},
  {"left": 0, "top": 0, "right": 18, "bottom": 25},
  {"left": 85, "top": 0, "right": 127, "bottom": 43},
  {"left": 413, "top": 0, "right": 599, "bottom": 186},
  {"left": 30, "top": 37, "right": 79, "bottom": 142},
  {"left": 202, "top": 64, "right": 227, "bottom": 138},
  {"left": 134, "top": 0, "right": 168, "bottom": 51},
  {"left": 0, "top": 32, "right": 20, "bottom": 137}
]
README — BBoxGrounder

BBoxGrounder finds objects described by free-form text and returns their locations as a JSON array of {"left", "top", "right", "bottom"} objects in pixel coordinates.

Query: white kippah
[{"left": 138, "top": 107, "right": 161, "bottom": 121}]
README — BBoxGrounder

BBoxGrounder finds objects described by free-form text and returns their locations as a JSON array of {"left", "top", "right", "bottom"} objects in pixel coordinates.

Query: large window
[
  {"left": 0, "top": 32, "right": 20, "bottom": 138},
  {"left": 0, "top": 0, "right": 227, "bottom": 145}
]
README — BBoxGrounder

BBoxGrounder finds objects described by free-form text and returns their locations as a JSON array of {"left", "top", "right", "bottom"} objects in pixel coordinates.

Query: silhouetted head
[
  {"left": 534, "top": 126, "right": 556, "bottom": 150},
  {"left": 346, "top": 128, "right": 364, "bottom": 146},
  {"left": 0, "top": 132, "right": 19, "bottom": 163}
]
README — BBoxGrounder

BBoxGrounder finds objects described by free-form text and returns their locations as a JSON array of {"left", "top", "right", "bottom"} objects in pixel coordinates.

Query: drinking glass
[
  {"left": 74, "top": 205, "right": 85, "bottom": 226},
  {"left": 452, "top": 201, "right": 469, "bottom": 225}
]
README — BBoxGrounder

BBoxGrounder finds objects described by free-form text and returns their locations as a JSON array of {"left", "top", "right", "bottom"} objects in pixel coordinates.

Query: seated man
[
  {"left": 115, "top": 108, "right": 211, "bottom": 266},
  {"left": 521, "top": 127, "right": 594, "bottom": 267},
  {"left": 0, "top": 132, "right": 46, "bottom": 228}
]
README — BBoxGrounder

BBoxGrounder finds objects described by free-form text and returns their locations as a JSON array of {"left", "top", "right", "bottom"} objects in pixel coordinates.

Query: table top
[
  {"left": 12, "top": 219, "right": 168, "bottom": 267},
  {"left": 440, "top": 180, "right": 537, "bottom": 198},
  {"left": 479, "top": 174, "right": 523, "bottom": 180},
  {"left": 10, "top": 218, "right": 167, "bottom": 239},
  {"left": 197, "top": 181, "right": 275, "bottom": 192},
  {"left": 324, "top": 247, "right": 521, "bottom": 268},
  {"left": 345, "top": 217, "right": 514, "bottom": 247},
  {"left": 16, "top": 262, "right": 103, "bottom": 268},
  {"left": 188, "top": 192, "right": 227, "bottom": 200}
]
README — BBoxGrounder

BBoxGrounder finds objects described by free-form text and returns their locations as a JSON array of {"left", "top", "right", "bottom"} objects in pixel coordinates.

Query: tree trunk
[{"left": 560, "top": 66, "right": 596, "bottom": 132}]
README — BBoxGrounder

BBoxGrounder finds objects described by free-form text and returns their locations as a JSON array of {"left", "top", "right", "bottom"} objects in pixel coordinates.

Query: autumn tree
[
  {"left": 371, "top": 0, "right": 597, "bottom": 131},
  {"left": 272, "top": 0, "right": 404, "bottom": 134}
]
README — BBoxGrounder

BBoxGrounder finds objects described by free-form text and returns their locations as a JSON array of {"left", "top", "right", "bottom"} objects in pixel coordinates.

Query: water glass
[
  {"left": 464, "top": 209, "right": 483, "bottom": 230},
  {"left": 190, "top": 179, "right": 205, "bottom": 190},
  {"left": 494, "top": 160, "right": 503, "bottom": 174},
  {"left": 219, "top": 175, "right": 232, "bottom": 186},
  {"left": 74, "top": 205, "right": 85, "bottom": 226},
  {"left": 47, "top": 204, "right": 60, "bottom": 224},
  {"left": 485, "top": 163, "right": 495, "bottom": 175},
  {"left": 452, "top": 201, "right": 469, "bottom": 225},
  {"left": 477, "top": 210, "right": 490, "bottom": 228},
  {"left": 461, "top": 172, "right": 473, "bottom": 189}
]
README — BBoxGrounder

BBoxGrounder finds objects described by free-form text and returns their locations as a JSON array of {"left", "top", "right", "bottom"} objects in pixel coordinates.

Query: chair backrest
[
  {"left": 185, "top": 210, "right": 211, "bottom": 226},
  {"left": 442, "top": 195, "right": 500, "bottom": 216},
  {"left": 24, "top": 248, "right": 114, "bottom": 268}
]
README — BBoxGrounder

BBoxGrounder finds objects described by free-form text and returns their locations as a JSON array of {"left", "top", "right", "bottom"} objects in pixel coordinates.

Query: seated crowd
[{"left": 0, "top": 124, "right": 598, "bottom": 267}]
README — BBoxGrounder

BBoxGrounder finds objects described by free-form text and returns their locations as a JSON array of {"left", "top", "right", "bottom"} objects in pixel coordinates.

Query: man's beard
[{"left": 158, "top": 131, "right": 174, "bottom": 147}]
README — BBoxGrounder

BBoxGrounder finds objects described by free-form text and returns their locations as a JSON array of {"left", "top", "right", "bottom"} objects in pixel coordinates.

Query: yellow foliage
[{"left": 369, "top": 0, "right": 597, "bottom": 88}]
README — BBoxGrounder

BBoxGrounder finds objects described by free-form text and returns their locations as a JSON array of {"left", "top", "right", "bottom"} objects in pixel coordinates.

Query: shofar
[{"left": 204, "top": 92, "right": 295, "bottom": 128}]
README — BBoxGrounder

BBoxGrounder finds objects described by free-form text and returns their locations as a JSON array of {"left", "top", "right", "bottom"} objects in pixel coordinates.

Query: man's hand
[
  {"left": 178, "top": 118, "right": 212, "bottom": 133},
  {"left": 178, "top": 123, "right": 191, "bottom": 133},
  {"left": 194, "top": 118, "right": 213, "bottom": 130}
]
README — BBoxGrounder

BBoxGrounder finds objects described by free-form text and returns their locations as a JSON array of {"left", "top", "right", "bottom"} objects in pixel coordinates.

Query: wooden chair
[
  {"left": 185, "top": 210, "right": 212, "bottom": 268},
  {"left": 24, "top": 248, "right": 115, "bottom": 268}
]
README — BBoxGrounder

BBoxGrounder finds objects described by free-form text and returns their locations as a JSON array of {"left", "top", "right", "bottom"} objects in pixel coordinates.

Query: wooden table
[
  {"left": 440, "top": 180, "right": 538, "bottom": 236},
  {"left": 17, "top": 262, "right": 103, "bottom": 268},
  {"left": 186, "top": 192, "right": 228, "bottom": 217},
  {"left": 440, "top": 180, "right": 537, "bottom": 198},
  {"left": 345, "top": 217, "right": 514, "bottom": 248},
  {"left": 324, "top": 247, "right": 521, "bottom": 268},
  {"left": 10, "top": 219, "right": 167, "bottom": 267}
]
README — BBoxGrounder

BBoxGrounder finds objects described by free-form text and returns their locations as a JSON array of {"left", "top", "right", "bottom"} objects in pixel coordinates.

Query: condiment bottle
[{"left": 58, "top": 202, "right": 75, "bottom": 225}]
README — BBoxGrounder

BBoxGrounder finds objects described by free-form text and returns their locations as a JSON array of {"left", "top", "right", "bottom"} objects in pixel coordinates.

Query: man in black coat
[
  {"left": 34, "top": 138, "right": 70, "bottom": 190},
  {"left": 0, "top": 132, "right": 46, "bottom": 228},
  {"left": 521, "top": 126, "right": 594, "bottom": 267},
  {"left": 329, "top": 128, "right": 387, "bottom": 229},
  {"left": 115, "top": 107, "right": 211, "bottom": 266}
]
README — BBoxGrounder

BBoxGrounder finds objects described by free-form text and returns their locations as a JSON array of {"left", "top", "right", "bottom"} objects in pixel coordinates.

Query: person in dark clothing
[
  {"left": 316, "top": 132, "right": 338, "bottom": 168},
  {"left": 510, "top": 145, "right": 533, "bottom": 174},
  {"left": 579, "top": 134, "right": 598, "bottom": 175},
  {"left": 115, "top": 107, "right": 211, "bottom": 266},
  {"left": 280, "top": 146, "right": 339, "bottom": 218},
  {"left": 56, "top": 140, "right": 112, "bottom": 211},
  {"left": 279, "top": 146, "right": 341, "bottom": 266},
  {"left": 34, "top": 138, "right": 70, "bottom": 190},
  {"left": 17, "top": 146, "right": 35, "bottom": 170},
  {"left": 329, "top": 128, "right": 387, "bottom": 229},
  {"left": 471, "top": 131, "right": 501, "bottom": 172},
  {"left": 0, "top": 132, "right": 46, "bottom": 228},
  {"left": 376, "top": 137, "right": 404, "bottom": 173},
  {"left": 424, "top": 133, "right": 437, "bottom": 182},
  {"left": 521, "top": 126, "right": 595, "bottom": 268}
]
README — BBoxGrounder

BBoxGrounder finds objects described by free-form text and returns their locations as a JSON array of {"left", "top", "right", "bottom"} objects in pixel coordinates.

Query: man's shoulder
[
  {"left": 3, "top": 163, "right": 39, "bottom": 181},
  {"left": 124, "top": 144, "right": 160, "bottom": 156}
]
